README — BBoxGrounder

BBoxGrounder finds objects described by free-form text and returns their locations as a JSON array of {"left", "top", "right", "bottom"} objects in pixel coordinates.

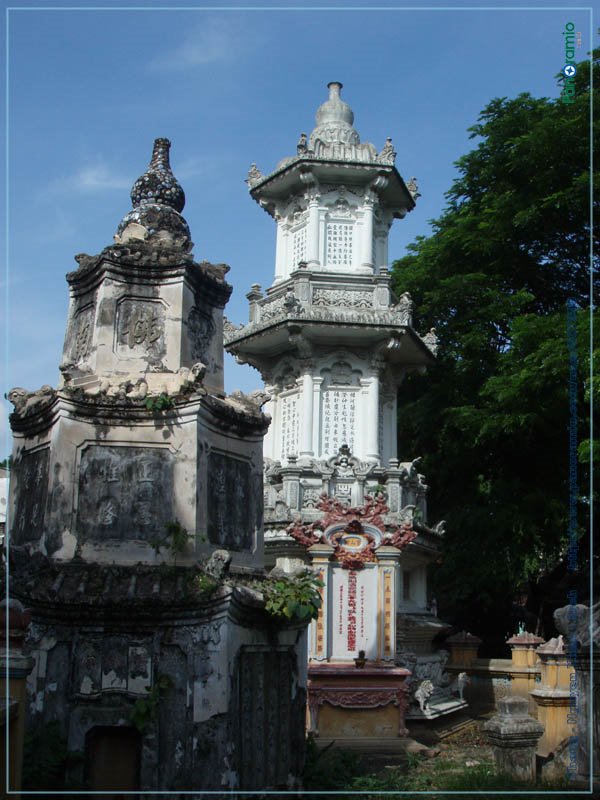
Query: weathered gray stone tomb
[{"left": 6, "top": 138, "right": 308, "bottom": 792}]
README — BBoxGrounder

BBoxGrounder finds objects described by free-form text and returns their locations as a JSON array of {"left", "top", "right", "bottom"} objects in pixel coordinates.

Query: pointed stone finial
[
  {"left": 130, "top": 137, "right": 185, "bottom": 212},
  {"left": 115, "top": 138, "right": 192, "bottom": 251}
]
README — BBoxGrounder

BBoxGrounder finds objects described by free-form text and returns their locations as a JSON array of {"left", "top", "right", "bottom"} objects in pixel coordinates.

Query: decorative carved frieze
[{"left": 312, "top": 287, "right": 372, "bottom": 308}]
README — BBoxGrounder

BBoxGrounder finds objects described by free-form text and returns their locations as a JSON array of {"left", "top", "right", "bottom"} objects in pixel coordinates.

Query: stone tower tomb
[{"left": 226, "top": 83, "right": 465, "bottom": 740}]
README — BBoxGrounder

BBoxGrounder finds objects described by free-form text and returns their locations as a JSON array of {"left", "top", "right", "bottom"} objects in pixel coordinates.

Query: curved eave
[
  {"left": 226, "top": 317, "right": 436, "bottom": 367},
  {"left": 249, "top": 157, "right": 415, "bottom": 217}
]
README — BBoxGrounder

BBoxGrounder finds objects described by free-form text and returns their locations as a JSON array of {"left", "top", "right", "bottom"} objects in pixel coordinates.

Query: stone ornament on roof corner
[{"left": 421, "top": 327, "right": 439, "bottom": 355}]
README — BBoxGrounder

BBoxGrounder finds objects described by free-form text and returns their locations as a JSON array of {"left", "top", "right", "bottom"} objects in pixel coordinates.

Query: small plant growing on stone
[
  {"left": 149, "top": 520, "right": 189, "bottom": 564},
  {"left": 261, "top": 570, "right": 324, "bottom": 621},
  {"left": 130, "top": 673, "right": 173, "bottom": 734},
  {"left": 195, "top": 572, "right": 218, "bottom": 597},
  {"left": 145, "top": 392, "right": 174, "bottom": 413}
]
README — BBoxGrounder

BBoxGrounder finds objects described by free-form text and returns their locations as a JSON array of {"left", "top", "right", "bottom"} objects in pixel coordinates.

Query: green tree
[{"left": 392, "top": 50, "right": 598, "bottom": 643}]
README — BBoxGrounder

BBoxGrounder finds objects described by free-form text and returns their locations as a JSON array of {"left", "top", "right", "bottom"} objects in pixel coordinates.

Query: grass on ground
[{"left": 302, "top": 721, "right": 584, "bottom": 798}]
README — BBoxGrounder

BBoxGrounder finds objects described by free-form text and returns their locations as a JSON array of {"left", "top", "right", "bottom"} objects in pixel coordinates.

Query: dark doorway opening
[{"left": 85, "top": 725, "right": 141, "bottom": 799}]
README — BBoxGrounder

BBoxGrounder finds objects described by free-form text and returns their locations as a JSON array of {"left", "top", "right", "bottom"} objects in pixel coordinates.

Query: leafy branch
[
  {"left": 130, "top": 674, "right": 173, "bottom": 733},
  {"left": 259, "top": 570, "right": 324, "bottom": 622},
  {"left": 149, "top": 520, "right": 189, "bottom": 564}
]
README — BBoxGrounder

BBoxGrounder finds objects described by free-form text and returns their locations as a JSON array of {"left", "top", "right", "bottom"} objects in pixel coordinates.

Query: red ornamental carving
[
  {"left": 310, "top": 687, "right": 405, "bottom": 709},
  {"left": 287, "top": 493, "right": 417, "bottom": 568}
]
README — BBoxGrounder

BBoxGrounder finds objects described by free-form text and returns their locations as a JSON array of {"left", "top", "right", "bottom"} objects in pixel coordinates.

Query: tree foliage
[{"left": 391, "top": 50, "right": 598, "bottom": 640}]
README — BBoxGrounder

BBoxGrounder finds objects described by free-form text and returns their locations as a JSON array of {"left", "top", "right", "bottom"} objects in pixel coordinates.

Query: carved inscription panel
[
  {"left": 207, "top": 452, "right": 253, "bottom": 551},
  {"left": 280, "top": 392, "right": 299, "bottom": 457},
  {"left": 326, "top": 222, "right": 354, "bottom": 267},
  {"left": 11, "top": 448, "right": 50, "bottom": 544},
  {"left": 77, "top": 445, "right": 173, "bottom": 542},
  {"left": 321, "top": 389, "right": 356, "bottom": 456},
  {"left": 292, "top": 224, "right": 307, "bottom": 267},
  {"left": 330, "top": 565, "right": 378, "bottom": 660},
  {"left": 116, "top": 299, "right": 165, "bottom": 359}
]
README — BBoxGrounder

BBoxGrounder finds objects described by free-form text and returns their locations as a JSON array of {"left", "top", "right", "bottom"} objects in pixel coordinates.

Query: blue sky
[{"left": 1, "top": 0, "right": 594, "bottom": 456}]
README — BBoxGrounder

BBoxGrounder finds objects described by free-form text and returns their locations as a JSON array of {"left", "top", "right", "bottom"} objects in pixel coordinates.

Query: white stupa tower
[
  {"left": 227, "top": 84, "right": 461, "bottom": 732},
  {"left": 226, "top": 82, "right": 438, "bottom": 514}
]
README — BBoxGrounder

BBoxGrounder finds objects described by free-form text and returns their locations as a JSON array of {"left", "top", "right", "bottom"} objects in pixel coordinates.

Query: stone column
[
  {"left": 530, "top": 636, "right": 574, "bottom": 758},
  {"left": 299, "top": 368, "right": 314, "bottom": 459},
  {"left": 306, "top": 192, "right": 320, "bottom": 268},
  {"left": 483, "top": 695, "right": 544, "bottom": 783},
  {"left": 246, "top": 283, "right": 263, "bottom": 324},
  {"left": 0, "top": 599, "right": 34, "bottom": 799},
  {"left": 507, "top": 631, "right": 544, "bottom": 713},
  {"left": 274, "top": 214, "right": 285, "bottom": 282},
  {"left": 312, "top": 376, "right": 323, "bottom": 457},
  {"left": 384, "top": 459, "right": 401, "bottom": 512},
  {"left": 262, "top": 384, "right": 277, "bottom": 461},
  {"left": 307, "top": 543, "right": 334, "bottom": 663},
  {"left": 281, "top": 456, "right": 302, "bottom": 512},
  {"left": 360, "top": 193, "right": 375, "bottom": 272},
  {"left": 377, "top": 547, "right": 401, "bottom": 661}
]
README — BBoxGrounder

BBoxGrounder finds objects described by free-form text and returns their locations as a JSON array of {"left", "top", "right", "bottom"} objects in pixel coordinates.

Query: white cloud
[
  {"left": 147, "top": 18, "right": 241, "bottom": 72},
  {"left": 41, "top": 160, "right": 130, "bottom": 198},
  {"left": 176, "top": 154, "right": 225, "bottom": 180}
]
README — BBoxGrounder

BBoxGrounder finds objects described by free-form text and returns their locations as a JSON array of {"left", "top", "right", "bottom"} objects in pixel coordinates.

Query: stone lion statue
[
  {"left": 449, "top": 671, "right": 470, "bottom": 701},
  {"left": 414, "top": 679, "right": 435, "bottom": 713}
]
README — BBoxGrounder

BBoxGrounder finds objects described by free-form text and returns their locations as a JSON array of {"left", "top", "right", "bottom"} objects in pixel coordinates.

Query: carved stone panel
[
  {"left": 207, "top": 452, "right": 253, "bottom": 551},
  {"left": 115, "top": 298, "right": 166, "bottom": 360},
  {"left": 11, "top": 447, "right": 50, "bottom": 544},
  {"left": 71, "top": 305, "right": 95, "bottom": 363},
  {"left": 188, "top": 307, "right": 216, "bottom": 360},
  {"left": 76, "top": 445, "right": 173, "bottom": 542}
]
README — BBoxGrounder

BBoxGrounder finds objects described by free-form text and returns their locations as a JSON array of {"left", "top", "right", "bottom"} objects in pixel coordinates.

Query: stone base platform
[{"left": 308, "top": 663, "right": 410, "bottom": 740}]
